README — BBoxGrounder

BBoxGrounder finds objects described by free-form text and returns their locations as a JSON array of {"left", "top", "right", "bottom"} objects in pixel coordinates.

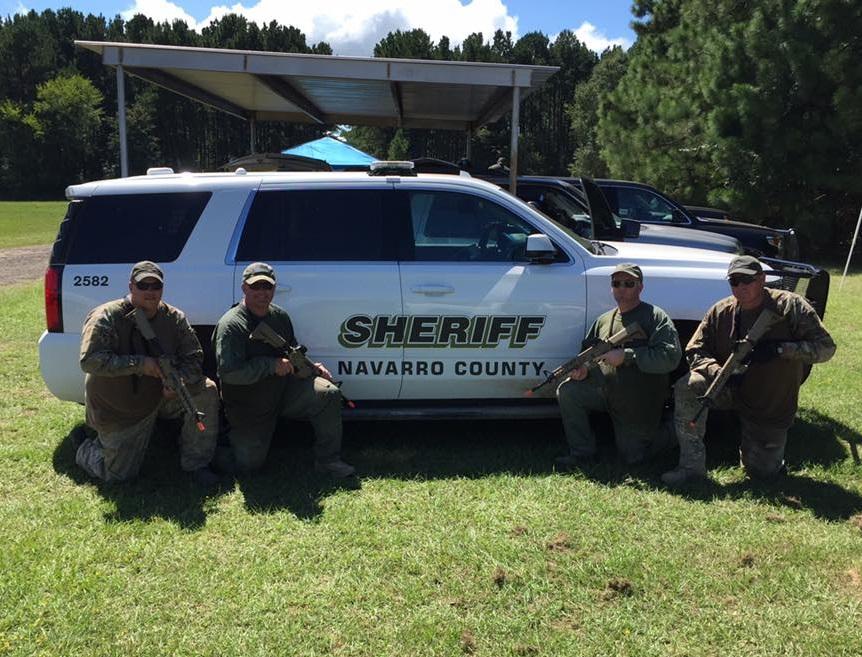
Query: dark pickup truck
[
  {"left": 568, "top": 179, "right": 799, "bottom": 260},
  {"left": 478, "top": 175, "right": 743, "bottom": 254}
]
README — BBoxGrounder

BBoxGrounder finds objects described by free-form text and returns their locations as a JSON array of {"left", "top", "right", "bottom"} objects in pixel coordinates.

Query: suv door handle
[{"left": 410, "top": 284, "right": 455, "bottom": 296}]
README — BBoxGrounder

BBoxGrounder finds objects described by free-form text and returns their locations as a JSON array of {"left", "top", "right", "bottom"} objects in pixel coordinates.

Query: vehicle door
[
  {"left": 397, "top": 186, "right": 588, "bottom": 400},
  {"left": 517, "top": 184, "right": 593, "bottom": 238},
  {"left": 231, "top": 183, "right": 403, "bottom": 400}
]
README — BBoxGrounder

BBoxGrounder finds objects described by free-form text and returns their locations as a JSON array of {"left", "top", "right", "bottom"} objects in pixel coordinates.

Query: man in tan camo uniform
[
  {"left": 76, "top": 261, "right": 219, "bottom": 485},
  {"left": 662, "top": 255, "right": 836, "bottom": 486}
]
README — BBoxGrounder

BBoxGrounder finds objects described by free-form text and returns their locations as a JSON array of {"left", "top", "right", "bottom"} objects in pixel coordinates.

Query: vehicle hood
[
  {"left": 591, "top": 240, "right": 735, "bottom": 271},
  {"left": 698, "top": 217, "right": 788, "bottom": 235},
  {"left": 637, "top": 223, "right": 741, "bottom": 253}
]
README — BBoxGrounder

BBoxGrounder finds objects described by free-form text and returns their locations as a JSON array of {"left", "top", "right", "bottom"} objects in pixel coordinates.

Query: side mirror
[
  {"left": 525, "top": 234, "right": 556, "bottom": 263},
  {"left": 621, "top": 219, "right": 641, "bottom": 238}
]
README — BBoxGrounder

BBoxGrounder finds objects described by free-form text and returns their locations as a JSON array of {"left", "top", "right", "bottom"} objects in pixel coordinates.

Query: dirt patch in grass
[
  {"left": 849, "top": 514, "right": 862, "bottom": 531},
  {"left": 546, "top": 532, "right": 573, "bottom": 552},
  {"left": 0, "top": 245, "right": 51, "bottom": 287},
  {"left": 460, "top": 630, "right": 476, "bottom": 653},
  {"left": 739, "top": 553, "right": 756, "bottom": 568},
  {"left": 492, "top": 566, "right": 507, "bottom": 587},
  {"left": 510, "top": 525, "right": 528, "bottom": 536},
  {"left": 765, "top": 513, "right": 786, "bottom": 523},
  {"left": 601, "top": 578, "right": 634, "bottom": 600}
]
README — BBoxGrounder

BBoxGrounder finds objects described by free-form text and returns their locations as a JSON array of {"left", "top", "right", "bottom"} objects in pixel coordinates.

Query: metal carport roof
[{"left": 76, "top": 40, "right": 559, "bottom": 190}]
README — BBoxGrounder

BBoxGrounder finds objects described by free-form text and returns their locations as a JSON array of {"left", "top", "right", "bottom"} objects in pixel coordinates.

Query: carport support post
[
  {"left": 509, "top": 85, "right": 520, "bottom": 194},
  {"left": 250, "top": 115, "right": 256, "bottom": 154},
  {"left": 116, "top": 64, "right": 128, "bottom": 178},
  {"left": 840, "top": 205, "right": 862, "bottom": 290}
]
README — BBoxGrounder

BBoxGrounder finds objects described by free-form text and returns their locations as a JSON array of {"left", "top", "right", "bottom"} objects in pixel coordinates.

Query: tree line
[{"left": 0, "top": 2, "right": 860, "bottom": 255}]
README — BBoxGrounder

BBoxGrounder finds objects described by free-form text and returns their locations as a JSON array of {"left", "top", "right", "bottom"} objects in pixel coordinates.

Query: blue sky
[{"left": 5, "top": 0, "right": 637, "bottom": 55}]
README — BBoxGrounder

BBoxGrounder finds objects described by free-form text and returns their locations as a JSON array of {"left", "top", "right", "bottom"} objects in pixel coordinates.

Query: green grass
[
  {"left": 0, "top": 201, "right": 66, "bottom": 248},
  {"left": 1, "top": 275, "right": 861, "bottom": 656}
]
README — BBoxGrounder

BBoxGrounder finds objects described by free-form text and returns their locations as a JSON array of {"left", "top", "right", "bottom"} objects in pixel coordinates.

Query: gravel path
[{"left": 0, "top": 245, "right": 51, "bottom": 286}]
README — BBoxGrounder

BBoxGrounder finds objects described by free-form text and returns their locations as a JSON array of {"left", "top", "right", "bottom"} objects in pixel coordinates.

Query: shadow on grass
[
  {"left": 52, "top": 421, "right": 231, "bottom": 531},
  {"left": 52, "top": 407, "right": 861, "bottom": 526},
  {"left": 233, "top": 422, "right": 362, "bottom": 521},
  {"left": 579, "top": 409, "right": 862, "bottom": 522}
]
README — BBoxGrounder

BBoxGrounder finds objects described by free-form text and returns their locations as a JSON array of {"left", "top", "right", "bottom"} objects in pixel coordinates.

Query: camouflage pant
[
  {"left": 76, "top": 378, "right": 219, "bottom": 482},
  {"left": 557, "top": 375, "right": 672, "bottom": 464},
  {"left": 673, "top": 371, "right": 788, "bottom": 479},
  {"left": 228, "top": 375, "right": 343, "bottom": 472}
]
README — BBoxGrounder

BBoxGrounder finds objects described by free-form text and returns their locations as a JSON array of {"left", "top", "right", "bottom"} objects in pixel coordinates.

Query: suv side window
[
  {"left": 64, "top": 192, "right": 211, "bottom": 264},
  {"left": 237, "top": 189, "right": 392, "bottom": 261},
  {"left": 614, "top": 187, "right": 677, "bottom": 223},
  {"left": 408, "top": 190, "right": 542, "bottom": 262}
]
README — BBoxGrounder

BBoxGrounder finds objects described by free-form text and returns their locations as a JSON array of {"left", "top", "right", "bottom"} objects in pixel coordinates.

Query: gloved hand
[{"left": 747, "top": 340, "right": 784, "bottom": 364}]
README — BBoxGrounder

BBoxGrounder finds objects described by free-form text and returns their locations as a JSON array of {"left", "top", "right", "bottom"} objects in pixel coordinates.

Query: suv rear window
[
  {"left": 236, "top": 189, "right": 391, "bottom": 261},
  {"left": 61, "top": 192, "right": 211, "bottom": 264}
]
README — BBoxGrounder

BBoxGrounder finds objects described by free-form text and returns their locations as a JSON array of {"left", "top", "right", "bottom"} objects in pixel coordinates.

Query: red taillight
[{"left": 45, "top": 265, "right": 63, "bottom": 333}]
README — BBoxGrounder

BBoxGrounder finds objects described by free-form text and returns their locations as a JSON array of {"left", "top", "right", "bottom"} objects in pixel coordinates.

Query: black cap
[
  {"left": 727, "top": 255, "right": 763, "bottom": 277},
  {"left": 130, "top": 261, "right": 164, "bottom": 283}
]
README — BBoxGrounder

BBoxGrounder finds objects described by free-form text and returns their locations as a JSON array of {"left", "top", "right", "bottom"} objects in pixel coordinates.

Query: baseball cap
[
  {"left": 726, "top": 255, "right": 763, "bottom": 277},
  {"left": 612, "top": 263, "right": 643, "bottom": 281},
  {"left": 243, "top": 262, "right": 276, "bottom": 286},
  {"left": 130, "top": 260, "right": 164, "bottom": 283}
]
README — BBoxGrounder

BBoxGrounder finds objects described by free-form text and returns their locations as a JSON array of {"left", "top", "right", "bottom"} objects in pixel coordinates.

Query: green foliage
[
  {"left": 386, "top": 128, "right": 410, "bottom": 160},
  {"left": 32, "top": 74, "right": 104, "bottom": 192},
  {"left": 0, "top": 9, "right": 330, "bottom": 195},
  {"left": 597, "top": 0, "right": 862, "bottom": 255},
  {"left": 568, "top": 46, "right": 628, "bottom": 177}
]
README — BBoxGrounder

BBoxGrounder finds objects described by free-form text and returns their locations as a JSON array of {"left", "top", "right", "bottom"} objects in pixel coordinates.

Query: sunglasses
[
  {"left": 248, "top": 281, "right": 274, "bottom": 291},
  {"left": 729, "top": 274, "right": 757, "bottom": 287},
  {"left": 134, "top": 281, "right": 163, "bottom": 291},
  {"left": 611, "top": 280, "right": 638, "bottom": 288}
]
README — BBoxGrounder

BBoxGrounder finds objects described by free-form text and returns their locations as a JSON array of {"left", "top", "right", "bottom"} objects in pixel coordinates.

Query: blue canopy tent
[{"left": 282, "top": 136, "right": 377, "bottom": 170}]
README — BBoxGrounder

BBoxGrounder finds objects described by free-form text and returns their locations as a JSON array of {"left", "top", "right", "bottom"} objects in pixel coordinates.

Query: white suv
[{"left": 38, "top": 165, "right": 825, "bottom": 418}]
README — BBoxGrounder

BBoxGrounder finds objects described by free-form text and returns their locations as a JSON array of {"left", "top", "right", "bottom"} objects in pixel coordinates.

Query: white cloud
[
  {"left": 572, "top": 21, "right": 631, "bottom": 53},
  {"left": 14, "top": 1, "right": 29, "bottom": 15},
  {"left": 122, "top": 0, "right": 200, "bottom": 27},
  {"left": 122, "top": 0, "right": 519, "bottom": 56}
]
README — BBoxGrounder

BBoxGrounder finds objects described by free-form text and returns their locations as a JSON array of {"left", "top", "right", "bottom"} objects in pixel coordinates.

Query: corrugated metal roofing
[{"left": 75, "top": 41, "right": 559, "bottom": 130}]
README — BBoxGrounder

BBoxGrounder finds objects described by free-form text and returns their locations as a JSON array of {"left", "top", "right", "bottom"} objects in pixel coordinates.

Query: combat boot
[{"left": 661, "top": 435, "right": 706, "bottom": 486}]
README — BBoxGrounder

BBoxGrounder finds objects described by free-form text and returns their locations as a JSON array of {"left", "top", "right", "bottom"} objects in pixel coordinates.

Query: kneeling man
[
  {"left": 662, "top": 256, "right": 836, "bottom": 485},
  {"left": 213, "top": 263, "right": 354, "bottom": 477},
  {"left": 556, "top": 263, "right": 682, "bottom": 466},
  {"left": 77, "top": 261, "right": 219, "bottom": 484}
]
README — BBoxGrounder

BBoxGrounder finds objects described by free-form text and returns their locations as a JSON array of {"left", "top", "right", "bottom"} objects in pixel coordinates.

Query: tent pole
[
  {"left": 116, "top": 63, "right": 128, "bottom": 177},
  {"left": 509, "top": 86, "right": 520, "bottom": 195},
  {"left": 840, "top": 205, "right": 862, "bottom": 290}
]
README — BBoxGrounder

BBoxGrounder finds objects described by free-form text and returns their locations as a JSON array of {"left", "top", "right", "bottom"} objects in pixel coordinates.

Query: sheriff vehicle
[{"left": 39, "top": 162, "right": 828, "bottom": 419}]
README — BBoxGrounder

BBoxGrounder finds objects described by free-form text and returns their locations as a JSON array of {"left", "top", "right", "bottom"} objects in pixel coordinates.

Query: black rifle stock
[
  {"left": 133, "top": 308, "right": 206, "bottom": 432},
  {"left": 688, "top": 308, "right": 782, "bottom": 427},
  {"left": 526, "top": 322, "right": 646, "bottom": 396},
  {"left": 249, "top": 321, "right": 356, "bottom": 409}
]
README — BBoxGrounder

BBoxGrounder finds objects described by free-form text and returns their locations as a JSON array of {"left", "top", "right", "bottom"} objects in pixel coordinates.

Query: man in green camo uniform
[
  {"left": 556, "top": 263, "right": 682, "bottom": 467},
  {"left": 213, "top": 262, "right": 355, "bottom": 477},
  {"left": 76, "top": 261, "right": 219, "bottom": 484},
  {"left": 662, "top": 255, "right": 836, "bottom": 486}
]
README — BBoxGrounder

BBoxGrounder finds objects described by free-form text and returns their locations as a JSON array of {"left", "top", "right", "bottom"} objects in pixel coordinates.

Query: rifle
[
  {"left": 133, "top": 308, "right": 206, "bottom": 432},
  {"left": 525, "top": 322, "right": 646, "bottom": 396},
  {"left": 249, "top": 321, "right": 356, "bottom": 409},
  {"left": 688, "top": 308, "right": 781, "bottom": 428}
]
